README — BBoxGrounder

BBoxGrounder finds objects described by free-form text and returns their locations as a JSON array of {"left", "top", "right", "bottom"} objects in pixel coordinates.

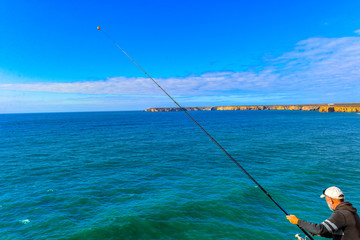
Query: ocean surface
[{"left": 0, "top": 110, "right": 359, "bottom": 240}]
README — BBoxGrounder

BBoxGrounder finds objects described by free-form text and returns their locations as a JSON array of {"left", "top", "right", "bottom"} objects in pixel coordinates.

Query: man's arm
[
  {"left": 287, "top": 215, "right": 340, "bottom": 238},
  {"left": 297, "top": 219, "right": 333, "bottom": 238}
]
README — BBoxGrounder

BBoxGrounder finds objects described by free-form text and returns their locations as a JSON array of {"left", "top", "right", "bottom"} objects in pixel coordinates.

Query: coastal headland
[{"left": 146, "top": 103, "right": 360, "bottom": 113}]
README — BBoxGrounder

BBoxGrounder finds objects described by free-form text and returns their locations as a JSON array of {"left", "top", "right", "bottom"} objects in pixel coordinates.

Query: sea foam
[{"left": 19, "top": 219, "right": 30, "bottom": 225}]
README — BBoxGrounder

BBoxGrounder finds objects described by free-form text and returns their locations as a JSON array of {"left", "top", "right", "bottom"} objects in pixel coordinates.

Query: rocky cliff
[{"left": 145, "top": 104, "right": 360, "bottom": 113}]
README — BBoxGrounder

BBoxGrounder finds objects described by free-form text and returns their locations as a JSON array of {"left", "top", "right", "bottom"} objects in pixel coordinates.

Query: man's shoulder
[{"left": 335, "top": 201, "right": 358, "bottom": 216}]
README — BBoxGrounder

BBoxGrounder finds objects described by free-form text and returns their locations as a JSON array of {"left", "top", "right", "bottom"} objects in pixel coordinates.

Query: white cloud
[
  {"left": 273, "top": 36, "right": 360, "bottom": 91},
  {"left": 354, "top": 29, "right": 360, "bottom": 35},
  {"left": 0, "top": 72, "right": 277, "bottom": 96}
]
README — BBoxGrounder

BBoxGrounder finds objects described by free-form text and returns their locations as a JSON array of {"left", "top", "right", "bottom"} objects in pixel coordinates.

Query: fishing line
[{"left": 97, "top": 26, "right": 314, "bottom": 240}]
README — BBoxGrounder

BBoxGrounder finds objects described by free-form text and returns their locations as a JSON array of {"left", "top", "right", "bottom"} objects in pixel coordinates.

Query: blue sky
[{"left": 1, "top": 0, "right": 360, "bottom": 113}]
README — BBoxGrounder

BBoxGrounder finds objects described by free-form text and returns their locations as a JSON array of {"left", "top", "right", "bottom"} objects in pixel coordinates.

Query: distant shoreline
[{"left": 146, "top": 103, "right": 360, "bottom": 113}]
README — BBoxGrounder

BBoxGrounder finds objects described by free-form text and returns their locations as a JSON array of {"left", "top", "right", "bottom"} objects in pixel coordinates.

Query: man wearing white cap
[{"left": 286, "top": 186, "right": 360, "bottom": 240}]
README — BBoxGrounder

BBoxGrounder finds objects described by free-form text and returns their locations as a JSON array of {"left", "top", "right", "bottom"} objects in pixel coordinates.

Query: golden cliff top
[{"left": 145, "top": 103, "right": 360, "bottom": 113}]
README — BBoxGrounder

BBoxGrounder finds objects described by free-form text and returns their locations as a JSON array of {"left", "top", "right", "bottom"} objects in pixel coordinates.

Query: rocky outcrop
[
  {"left": 319, "top": 106, "right": 335, "bottom": 112},
  {"left": 146, "top": 104, "right": 360, "bottom": 113},
  {"left": 334, "top": 106, "right": 360, "bottom": 112},
  {"left": 301, "top": 106, "right": 320, "bottom": 111}
]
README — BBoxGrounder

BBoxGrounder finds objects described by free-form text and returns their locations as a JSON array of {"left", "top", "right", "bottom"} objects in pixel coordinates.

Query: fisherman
[{"left": 286, "top": 186, "right": 360, "bottom": 240}]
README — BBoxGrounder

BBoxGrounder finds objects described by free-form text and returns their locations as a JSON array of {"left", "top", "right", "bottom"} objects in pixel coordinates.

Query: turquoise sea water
[{"left": 0, "top": 110, "right": 359, "bottom": 240}]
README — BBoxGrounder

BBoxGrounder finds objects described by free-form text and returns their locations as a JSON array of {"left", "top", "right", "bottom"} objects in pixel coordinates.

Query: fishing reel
[{"left": 295, "top": 234, "right": 310, "bottom": 240}]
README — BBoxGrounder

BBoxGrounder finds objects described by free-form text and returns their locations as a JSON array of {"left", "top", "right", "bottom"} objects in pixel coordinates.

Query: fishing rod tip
[{"left": 97, "top": 26, "right": 101, "bottom": 30}]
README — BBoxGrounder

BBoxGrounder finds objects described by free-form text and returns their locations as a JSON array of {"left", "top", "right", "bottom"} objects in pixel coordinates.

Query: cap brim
[{"left": 320, "top": 194, "right": 325, "bottom": 198}]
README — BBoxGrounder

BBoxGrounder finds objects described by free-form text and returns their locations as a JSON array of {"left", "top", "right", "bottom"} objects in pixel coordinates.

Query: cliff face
[
  {"left": 334, "top": 106, "right": 360, "bottom": 112},
  {"left": 318, "top": 106, "right": 360, "bottom": 112},
  {"left": 145, "top": 104, "right": 360, "bottom": 113},
  {"left": 319, "top": 106, "right": 335, "bottom": 112}
]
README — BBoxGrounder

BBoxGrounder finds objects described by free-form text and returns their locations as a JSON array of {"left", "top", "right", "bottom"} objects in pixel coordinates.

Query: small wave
[{"left": 19, "top": 219, "right": 30, "bottom": 225}]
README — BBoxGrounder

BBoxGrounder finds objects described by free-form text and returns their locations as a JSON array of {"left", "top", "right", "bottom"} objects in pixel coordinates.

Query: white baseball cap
[{"left": 320, "top": 186, "right": 345, "bottom": 200}]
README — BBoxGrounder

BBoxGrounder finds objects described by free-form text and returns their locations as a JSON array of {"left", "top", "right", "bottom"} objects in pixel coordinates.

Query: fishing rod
[{"left": 97, "top": 26, "right": 314, "bottom": 240}]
